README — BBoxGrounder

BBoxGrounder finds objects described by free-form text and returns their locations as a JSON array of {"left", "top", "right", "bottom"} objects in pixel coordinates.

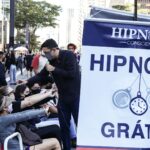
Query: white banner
[{"left": 77, "top": 19, "right": 150, "bottom": 150}]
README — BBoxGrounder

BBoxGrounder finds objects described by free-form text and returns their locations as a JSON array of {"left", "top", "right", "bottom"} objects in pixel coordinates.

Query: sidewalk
[
  {"left": 6, "top": 68, "right": 27, "bottom": 82},
  {"left": 6, "top": 69, "right": 30, "bottom": 89}
]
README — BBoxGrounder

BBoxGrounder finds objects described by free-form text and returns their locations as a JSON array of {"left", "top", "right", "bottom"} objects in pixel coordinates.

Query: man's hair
[
  {"left": 41, "top": 39, "right": 58, "bottom": 49},
  {"left": 67, "top": 43, "right": 77, "bottom": 50}
]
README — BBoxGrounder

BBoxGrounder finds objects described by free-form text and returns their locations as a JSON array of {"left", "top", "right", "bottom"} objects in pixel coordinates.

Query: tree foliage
[
  {"left": 112, "top": 4, "right": 150, "bottom": 14},
  {"left": 15, "top": 0, "right": 61, "bottom": 50},
  {"left": 112, "top": 4, "right": 132, "bottom": 12}
]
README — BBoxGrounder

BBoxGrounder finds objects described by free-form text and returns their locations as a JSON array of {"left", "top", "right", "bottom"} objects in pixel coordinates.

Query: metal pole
[
  {"left": 25, "top": 22, "right": 29, "bottom": 49},
  {"left": 9, "top": 0, "right": 15, "bottom": 49},
  {"left": 134, "top": 0, "right": 138, "bottom": 21}
]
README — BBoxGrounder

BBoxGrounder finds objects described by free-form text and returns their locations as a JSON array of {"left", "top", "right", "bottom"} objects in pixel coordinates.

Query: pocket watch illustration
[
  {"left": 112, "top": 75, "right": 139, "bottom": 109},
  {"left": 112, "top": 88, "right": 131, "bottom": 108},
  {"left": 112, "top": 74, "right": 149, "bottom": 116},
  {"left": 129, "top": 91, "right": 148, "bottom": 116}
]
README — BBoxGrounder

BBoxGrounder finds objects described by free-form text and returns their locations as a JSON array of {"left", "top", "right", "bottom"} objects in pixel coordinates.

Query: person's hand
[
  {"left": 48, "top": 105, "right": 58, "bottom": 113},
  {"left": 17, "top": 80, "right": 27, "bottom": 84},
  {"left": 43, "top": 104, "right": 51, "bottom": 116},
  {"left": 46, "top": 64, "right": 55, "bottom": 72},
  {"left": 46, "top": 89, "right": 56, "bottom": 97}
]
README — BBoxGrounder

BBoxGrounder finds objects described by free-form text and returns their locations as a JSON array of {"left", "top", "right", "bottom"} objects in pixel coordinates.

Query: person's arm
[
  {"left": 46, "top": 52, "right": 78, "bottom": 79},
  {"left": 38, "top": 66, "right": 49, "bottom": 77},
  {"left": 34, "top": 69, "right": 38, "bottom": 75},
  {"left": 0, "top": 109, "right": 47, "bottom": 125},
  {"left": 20, "top": 90, "right": 55, "bottom": 109}
]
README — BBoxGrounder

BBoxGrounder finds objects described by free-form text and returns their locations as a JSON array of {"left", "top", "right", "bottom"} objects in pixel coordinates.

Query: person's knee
[
  {"left": 30, "top": 138, "right": 61, "bottom": 150},
  {"left": 47, "top": 138, "right": 61, "bottom": 149},
  {"left": 51, "top": 138, "right": 61, "bottom": 150}
]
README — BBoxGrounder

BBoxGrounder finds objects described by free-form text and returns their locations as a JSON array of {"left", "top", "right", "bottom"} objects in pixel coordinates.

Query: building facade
[
  {"left": 137, "top": 0, "right": 150, "bottom": 14},
  {"left": 138, "top": 0, "right": 150, "bottom": 9},
  {"left": 0, "top": 0, "right": 10, "bottom": 50}
]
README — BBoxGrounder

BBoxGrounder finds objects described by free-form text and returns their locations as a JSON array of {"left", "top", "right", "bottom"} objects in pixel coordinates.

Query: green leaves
[
  {"left": 15, "top": 0, "right": 61, "bottom": 50},
  {"left": 15, "top": 0, "right": 61, "bottom": 29},
  {"left": 112, "top": 4, "right": 133, "bottom": 12}
]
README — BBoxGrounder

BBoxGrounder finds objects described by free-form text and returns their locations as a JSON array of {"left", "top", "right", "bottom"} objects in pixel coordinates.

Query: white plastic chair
[{"left": 4, "top": 132, "right": 23, "bottom": 150}]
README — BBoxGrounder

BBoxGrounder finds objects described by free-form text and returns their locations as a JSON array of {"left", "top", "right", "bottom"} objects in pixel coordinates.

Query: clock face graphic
[{"left": 129, "top": 96, "right": 148, "bottom": 116}]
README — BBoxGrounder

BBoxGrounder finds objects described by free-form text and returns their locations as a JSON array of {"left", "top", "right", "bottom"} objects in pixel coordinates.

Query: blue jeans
[
  {"left": 58, "top": 98, "right": 79, "bottom": 150},
  {"left": 10, "top": 65, "right": 16, "bottom": 84}
]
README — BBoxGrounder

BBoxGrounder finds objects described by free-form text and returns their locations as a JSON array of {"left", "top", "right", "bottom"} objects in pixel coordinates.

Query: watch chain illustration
[{"left": 112, "top": 74, "right": 149, "bottom": 116}]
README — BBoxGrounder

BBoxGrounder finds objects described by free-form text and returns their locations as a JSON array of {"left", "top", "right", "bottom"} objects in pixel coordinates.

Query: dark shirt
[
  {"left": 38, "top": 50, "right": 81, "bottom": 104},
  {"left": 10, "top": 56, "right": 16, "bottom": 65},
  {"left": 5, "top": 55, "right": 11, "bottom": 68},
  {"left": 17, "top": 56, "right": 23, "bottom": 66},
  {"left": 0, "top": 62, "right": 7, "bottom": 87},
  {"left": 12, "top": 101, "right": 21, "bottom": 113},
  {"left": 25, "top": 54, "right": 33, "bottom": 67}
]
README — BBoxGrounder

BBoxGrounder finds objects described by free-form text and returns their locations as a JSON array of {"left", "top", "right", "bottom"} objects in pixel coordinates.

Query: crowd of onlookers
[
  {"left": 0, "top": 78, "right": 61, "bottom": 150},
  {"left": 0, "top": 40, "right": 81, "bottom": 150},
  {"left": 5, "top": 50, "right": 34, "bottom": 83}
]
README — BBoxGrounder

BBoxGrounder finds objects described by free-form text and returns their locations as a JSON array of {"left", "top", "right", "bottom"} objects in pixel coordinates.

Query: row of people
[
  {"left": 0, "top": 39, "right": 81, "bottom": 150},
  {"left": 0, "top": 75, "right": 61, "bottom": 149}
]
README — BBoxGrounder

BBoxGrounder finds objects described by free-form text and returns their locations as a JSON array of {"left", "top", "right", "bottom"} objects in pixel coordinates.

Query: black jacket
[
  {"left": 0, "top": 62, "right": 7, "bottom": 87},
  {"left": 38, "top": 50, "right": 81, "bottom": 104}
]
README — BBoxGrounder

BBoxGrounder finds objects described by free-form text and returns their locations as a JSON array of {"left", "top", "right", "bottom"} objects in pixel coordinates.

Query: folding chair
[{"left": 4, "top": 132, "right": 23, "bottom": 150}]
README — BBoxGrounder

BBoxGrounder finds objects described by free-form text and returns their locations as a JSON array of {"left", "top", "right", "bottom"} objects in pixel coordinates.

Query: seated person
[
  {"left": 14, "top": 84, "right": 61, "bottom": 144},
  {"left": 0, "top": 87, "right": 61, "bottom": 150}
]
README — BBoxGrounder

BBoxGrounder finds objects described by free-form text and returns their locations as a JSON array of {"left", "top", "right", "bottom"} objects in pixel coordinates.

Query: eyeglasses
[{"left": 50, "top": 48, "right": 58, "bottom": 51}]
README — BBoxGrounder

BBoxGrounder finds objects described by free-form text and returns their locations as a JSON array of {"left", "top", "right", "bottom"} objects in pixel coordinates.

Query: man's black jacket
[{"left": 38, "top": 50, "right": 81, "bottom": 104}]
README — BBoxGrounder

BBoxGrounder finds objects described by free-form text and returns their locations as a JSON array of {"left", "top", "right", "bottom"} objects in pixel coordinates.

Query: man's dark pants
[{"left": 58, "top": 98, "right": 79, "bottom": 150}]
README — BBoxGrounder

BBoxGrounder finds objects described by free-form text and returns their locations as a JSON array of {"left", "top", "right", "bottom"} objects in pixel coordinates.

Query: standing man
[
  {"left": 0, "top": 51, "right": 7, "bottom": 87},
  {"left": 38, "top": 39, "right": 81, "bottom": 150},
  {"left": 17, "top": 53, "right": 24, "bottom": 75},
  {"left": 67, "top": 43, "right": 80, "bottom": 63}
]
